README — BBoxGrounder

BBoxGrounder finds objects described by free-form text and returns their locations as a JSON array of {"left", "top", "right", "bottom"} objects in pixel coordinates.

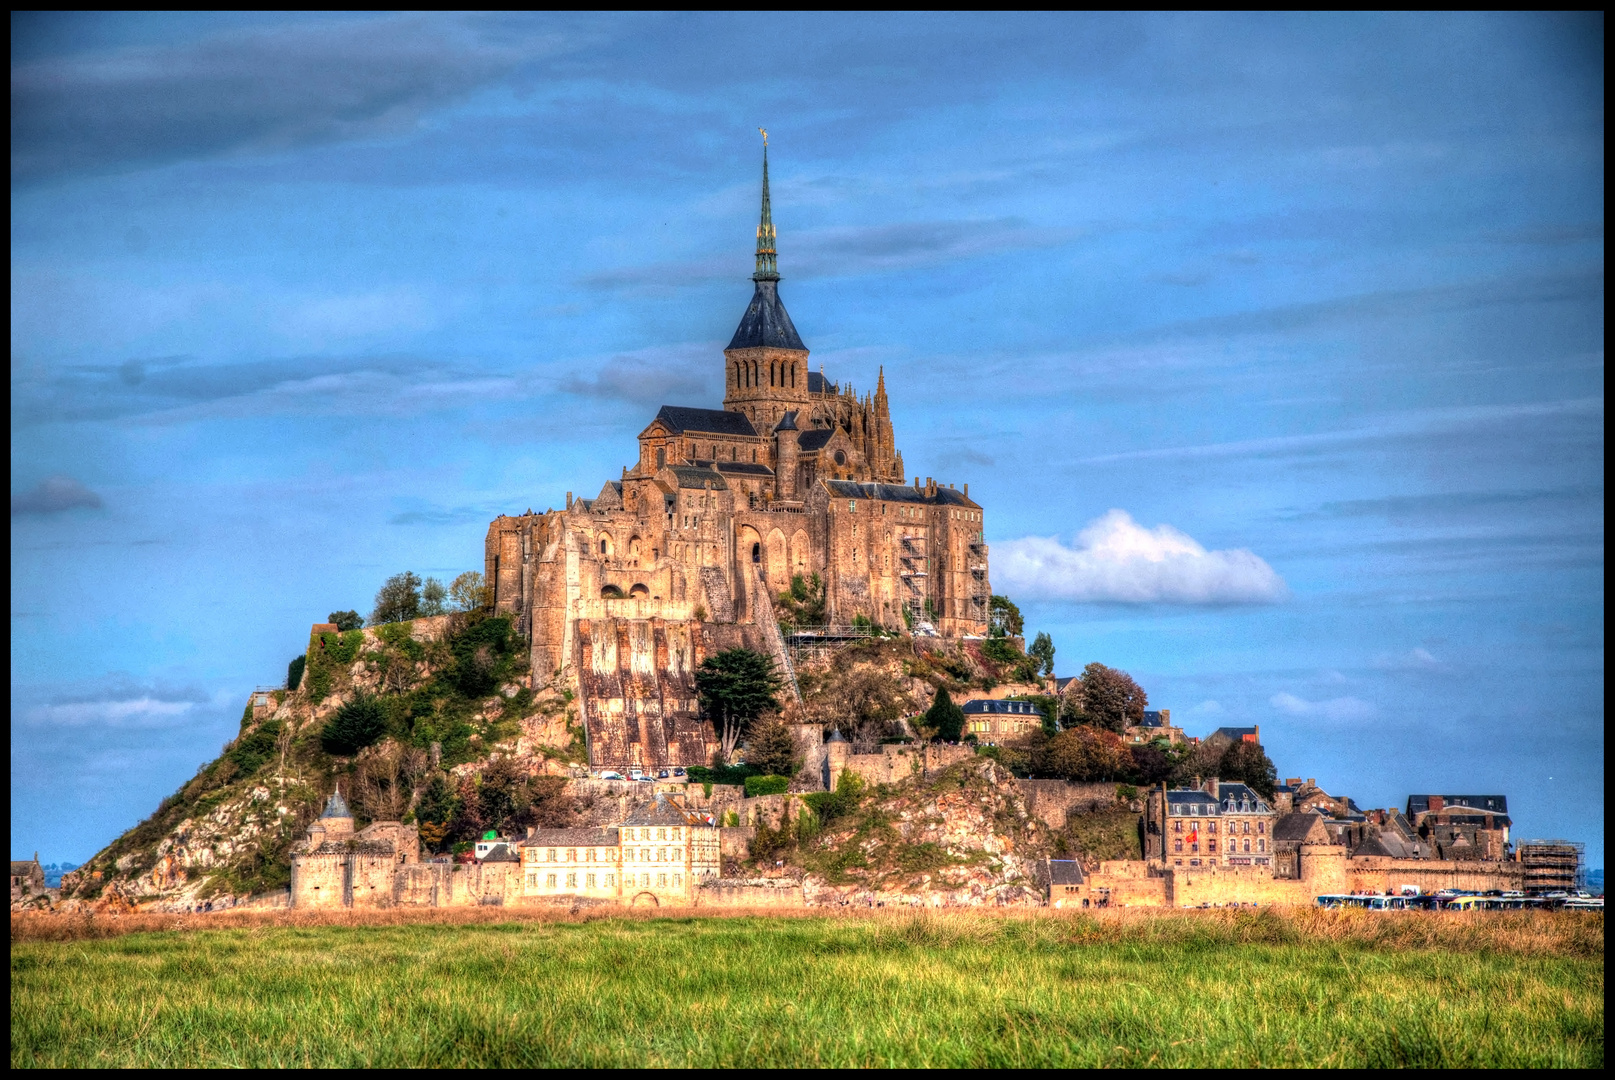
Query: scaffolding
[
  {"left": 1517, "top": 839, "right": 1585, "bottom": 894},
  {"left": 786, "top": 625, "right": 877, "bottom": 665}
]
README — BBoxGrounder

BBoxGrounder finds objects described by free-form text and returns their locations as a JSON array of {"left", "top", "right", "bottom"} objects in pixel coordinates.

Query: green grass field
[{"left": 10, "top": 910, "right": 1603, "bottom": 1067}]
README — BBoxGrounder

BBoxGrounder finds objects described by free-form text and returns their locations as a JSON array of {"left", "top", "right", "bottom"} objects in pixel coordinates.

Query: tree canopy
[
  {"left": 320, "top": 695, "right": 388, "bottom": 756},
  {"left": 420, "top": 577, "right": 448, "bottom": 616},
  {"left": 988, "top": 595, "right": 1023, "bottom": 638},
  {"left": 1044, "top": 725, "right": 1132, "bottom": 781},
  {"left": 328, "top": 610, "right": 364, "bottom": 631},
  {"left": 1028, "top": 632, "right": 1056, "bottom": 677},
  {"left": 1077, "top": 662, "right": 1148, "bottom": 733},
  {"left": 1217, "top": 740, "right": 1279, "bottom": 799},
  {"left": 371, "top": 572, "right": 423, "bottom": 625},
  {"left": 449, "top": 571, "right": 490, "bottom": 612},
  {"left": 696, "top": 648, "right": 783, "bottom": 762},
  {"left": 745, "top": 714, "right": 801, "bottom": 778},
  {"left": 924, "top": 684, "right": 966, "bottom": 743}
]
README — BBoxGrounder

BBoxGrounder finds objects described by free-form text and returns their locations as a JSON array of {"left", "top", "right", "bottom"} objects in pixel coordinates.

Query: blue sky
[{"left": 11, "top": 12, "right": 1604, "bottom": 867}]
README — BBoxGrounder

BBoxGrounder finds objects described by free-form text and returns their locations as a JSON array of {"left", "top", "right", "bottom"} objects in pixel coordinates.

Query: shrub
[
  {"left": 745, "top": 715, "right": 801, "bottom": 777},
  {"left": 227, "top": 720, "right": 281, "bottom": 775},
  {"left": 451, "top": 613, "right": 514, "bottom": 697},
  {"left": 688, "top": 764, "right": 756, "bottom": 787},
  {"left": 744, "top": 775, "right": 789, "bottom": 797},
  {"left": 320, "top": 696, "right": 388, "bottom": 756},
  {"left": 981, "top": 637, "right": 1021, "bottom": 664},
  {"left": 328, "top": 610, "right": 364, "bottom": 631},
  {"left": 286, "top": 654, "right": 306, "bottom": 692}
]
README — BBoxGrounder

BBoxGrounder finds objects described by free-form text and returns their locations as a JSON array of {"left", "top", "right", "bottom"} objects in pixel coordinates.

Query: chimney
[
  {"left": 914, "top": 477, "right": 920, "bottom": 489},
  {"left": 566, "top": 491, "right": 573, "bottom": 510}
]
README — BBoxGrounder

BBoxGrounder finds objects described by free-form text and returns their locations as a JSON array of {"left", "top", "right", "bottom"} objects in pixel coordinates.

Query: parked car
[
  {"left": 598, "top": 771, "right": 624, "bottom": 780},
  {"left": 658, "top": 769, "right": 670, "bottom": 779},
  {"left": 673, "top": 767, "right": 687, "bottom": 777}
]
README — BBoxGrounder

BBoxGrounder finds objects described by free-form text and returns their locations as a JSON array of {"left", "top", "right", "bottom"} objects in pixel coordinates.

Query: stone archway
[
  {"left": 766, "top": 528, "right": 788, "bottom": 592},
  {"left": 735, "top": 524, "right": 764, "bottom": 619},
  {"left": 631, "top": 891, "right": 660, "bottom": 908}
]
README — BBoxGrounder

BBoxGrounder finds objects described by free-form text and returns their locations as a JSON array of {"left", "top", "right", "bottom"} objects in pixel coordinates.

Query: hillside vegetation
[{"left": 61, "top": 612, "right": 588, "bottom": 907}]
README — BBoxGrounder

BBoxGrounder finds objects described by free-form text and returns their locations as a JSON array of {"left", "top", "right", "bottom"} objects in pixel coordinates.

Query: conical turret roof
[{"left": 321, "top": 788, "right": 352, "bottom": 819}]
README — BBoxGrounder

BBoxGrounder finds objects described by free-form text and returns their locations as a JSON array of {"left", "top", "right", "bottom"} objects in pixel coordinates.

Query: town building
[
  {"left": 962, "top": 698, "right": 1044, "bottom": 741},
  {"left": 1405, "top": 794, "right": 1511, "bottom": 860},
  {"left": 484, "top": 142, "right": 991, "bottom": 773},
  {"left": 1154, "top": 779, "right": 1277, "bottom": 869},
  {"left": 1123, "top": 709, "right": 1184, "bottom": 746}
]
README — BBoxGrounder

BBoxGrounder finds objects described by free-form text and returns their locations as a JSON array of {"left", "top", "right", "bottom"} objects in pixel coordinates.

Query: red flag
[{"left": 1187, "top": 824, "right": 1198, "bottom": 844}]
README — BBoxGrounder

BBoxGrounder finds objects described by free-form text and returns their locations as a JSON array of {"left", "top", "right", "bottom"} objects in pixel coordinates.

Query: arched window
[
  {"left": 600, "top": 539, "right": 609, "bottom": 554},
  {"left": 656, "top": 447, "right": 665, "bottom": 468},
  {"left": 600, "top": 585, "right": 625, "bottom": 599},
  {"left": 630, "top": 583, "right": 650, "bottom": 598}
]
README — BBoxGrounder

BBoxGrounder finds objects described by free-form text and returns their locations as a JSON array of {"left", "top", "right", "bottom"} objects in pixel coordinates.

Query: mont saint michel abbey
[{"left": 485, "top": 144, "right": 991, "bottom": 771}]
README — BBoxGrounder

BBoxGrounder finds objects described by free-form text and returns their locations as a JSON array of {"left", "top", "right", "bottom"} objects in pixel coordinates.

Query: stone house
[
  {"left": 1149, "top": 779, "right": 1277, "bottom": 870},
  {"left": 11, "top": 854, "right": 46, "bottom": 902},
  {"left": 961, "top": 698, "right": 1044, "bottom": 741}
]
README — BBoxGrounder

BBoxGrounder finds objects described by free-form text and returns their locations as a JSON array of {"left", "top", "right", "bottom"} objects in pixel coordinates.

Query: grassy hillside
[
  {"left": 62, "top": 611, "right": 587, "bottom": 906},
  {"left": 11, "top": 911, "right": 1603, "bottom": 1067}
]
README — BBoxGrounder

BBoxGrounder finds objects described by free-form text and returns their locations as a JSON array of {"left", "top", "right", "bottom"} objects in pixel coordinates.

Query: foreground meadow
[{"left": 11, "top": 908, "right": 1602, "bottom": 1068}]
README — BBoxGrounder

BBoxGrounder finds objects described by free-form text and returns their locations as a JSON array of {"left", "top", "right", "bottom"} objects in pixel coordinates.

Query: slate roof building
[
  {"left": 1157, "top": 779, "right": 1277, "bottom": 869},
  {"left": 962, "top": 698, "right": 1045, "bottom": 741},
  {"left": 484, "top": 137, "right": 992, "bottom": 772}
]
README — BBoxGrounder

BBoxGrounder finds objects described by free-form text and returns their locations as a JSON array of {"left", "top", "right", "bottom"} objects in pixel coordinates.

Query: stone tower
[{"left": 723, "top": 133, "right": 811, "bottom": 431}]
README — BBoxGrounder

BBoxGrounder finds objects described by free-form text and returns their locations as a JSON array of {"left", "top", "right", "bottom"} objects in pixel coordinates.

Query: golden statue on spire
[{"left": 759, "top": 127, "right": 767, "bottom": 146}]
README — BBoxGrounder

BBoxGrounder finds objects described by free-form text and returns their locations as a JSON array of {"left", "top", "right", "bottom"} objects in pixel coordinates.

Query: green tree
[
  {"left": 371, "top": 572, "right": 423, "bottom": 625},
  {"left": 745, "top": 714, "right": 801, "bottom": 778},
  {"left": 695, "top": 648, "right": 783, "bottom": 763},
  {"left": 286, "top": 654, "right": 306, "bottom": 692},
  {"left": 449, "top": 571, "right": 490, "bottom": 612},
  {"left": 1218, "top": 740, "right": 1279, "bottom": 799},
  {"left": 320, "top": 695, "right": 389, "bottom": 756},
  {"left": 1028, "top": 632, "right": 1056, "bottom": 677},
  {"left": 450, "top": 613, "right": 514, "bottom": 698},
  {"left": 988, "top": 595, "right": 1023, "bottom": 638},
  {"left": 420, "top": 577, "right": 448, "bottom": 616},
  {"left": 1078, "top": 662, "right": 1148, "bottom": 733},
  {"left": 924, "top": 684, "right": 966, "bottom": 743},
  {"left": 328, "top": 610, "right": 364, "bottom": 631}
]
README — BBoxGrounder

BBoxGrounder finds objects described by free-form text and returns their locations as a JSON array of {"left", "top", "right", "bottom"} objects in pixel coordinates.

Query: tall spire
[{"left": 753, "top": 128, "right": 779, "bottom": 282}]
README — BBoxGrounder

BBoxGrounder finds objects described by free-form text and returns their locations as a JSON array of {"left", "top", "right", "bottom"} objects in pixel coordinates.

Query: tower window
[{"left": 752, "top": 543, "right": 761, "bottom": 564}]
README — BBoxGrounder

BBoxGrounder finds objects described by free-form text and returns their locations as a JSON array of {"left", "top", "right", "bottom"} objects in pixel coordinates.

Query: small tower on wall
[{"left": 723, "top": 130, "right": 811, "bottom": 432}]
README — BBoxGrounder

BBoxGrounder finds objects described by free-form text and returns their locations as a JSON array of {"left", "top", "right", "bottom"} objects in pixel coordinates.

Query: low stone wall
[
  {"left": 838, "top": 743, "right": 975, "bottom": 786},
  {"left": 1168, "top": 865, "right": 1314, "bottom": 908},
  {"left": 695, "top": 878, "right": 806, "bottom": 908}
]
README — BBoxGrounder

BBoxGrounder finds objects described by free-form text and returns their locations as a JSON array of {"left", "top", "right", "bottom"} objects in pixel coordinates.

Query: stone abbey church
[{"left": 486, "top": 145, "right": 991, "bottom": 771}]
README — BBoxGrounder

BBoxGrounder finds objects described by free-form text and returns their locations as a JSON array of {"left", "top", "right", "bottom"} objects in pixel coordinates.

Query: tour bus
[{"left": 1315, "top": 894, "right": 1414, "bottom": 911}]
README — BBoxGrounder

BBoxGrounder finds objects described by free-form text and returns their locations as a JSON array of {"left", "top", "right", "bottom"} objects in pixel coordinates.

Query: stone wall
[
  {"left": 838, "top": 743, "right": 974, "bottom": 786},
  {"left": 1347, "top": 857, "right": 1524, "bottom": 895},
  {"left": 1016, "top": 780, "right": 1128, "bottom": 830},
  {"left": 695, "top": 878, "right": 806, "bottom": 907}
]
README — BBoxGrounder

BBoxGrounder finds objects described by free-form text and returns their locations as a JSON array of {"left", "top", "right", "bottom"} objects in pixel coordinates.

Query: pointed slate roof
[
  {"left": 728, "top": 280, "right": 806, "bottom": 351},
  {"left": 320, "top": 789, "right": 352, "bottom": 819}
]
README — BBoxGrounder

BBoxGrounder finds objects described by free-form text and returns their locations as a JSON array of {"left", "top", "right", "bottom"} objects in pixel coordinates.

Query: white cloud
[
  {"left": 1269, "top": 692, "right": 1377, "bottom": 722},
  {"left": 1372, "top": 647, "right": 1443, "bottom": 670},
  {"left": 994, "top": 510, "right": 1287, "bottom": 604}
]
